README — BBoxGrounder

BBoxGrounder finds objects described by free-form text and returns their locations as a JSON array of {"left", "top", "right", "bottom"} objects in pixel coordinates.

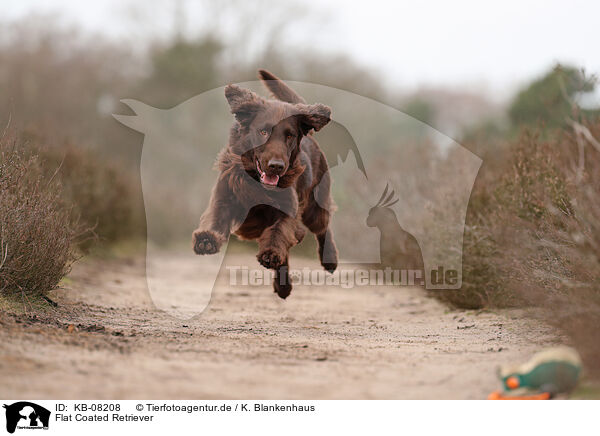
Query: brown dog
[{"left": 192, "top": 70, "right": 338, "bottom": 299}]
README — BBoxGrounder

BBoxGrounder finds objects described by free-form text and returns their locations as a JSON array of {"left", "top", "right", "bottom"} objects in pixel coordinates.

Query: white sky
[{"left": 3, "top": 0, "right": 599, "bottom": 101}]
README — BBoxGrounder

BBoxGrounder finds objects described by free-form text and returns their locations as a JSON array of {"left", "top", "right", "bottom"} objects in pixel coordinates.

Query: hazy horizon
[{"left": 3, "top": 0, "right": 600, "bottom": 102}]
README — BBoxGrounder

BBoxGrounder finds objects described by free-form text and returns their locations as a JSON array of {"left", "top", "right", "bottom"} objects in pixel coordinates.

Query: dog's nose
[{"left": 268, "top": 158, "right": 285, "bottom": 173}]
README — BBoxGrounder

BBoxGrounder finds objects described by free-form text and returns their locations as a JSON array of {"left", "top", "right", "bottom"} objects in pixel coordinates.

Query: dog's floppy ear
[
  {"left": 297, "top": 103, "right": 331, "bottom": 135},
  {"left": 224, "top": 84, "right": 264, "bottom": 125}
]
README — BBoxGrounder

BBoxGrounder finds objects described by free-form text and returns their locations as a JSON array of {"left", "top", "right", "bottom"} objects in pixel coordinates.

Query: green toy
[{"left": 489, "top": 346, "right": 582, "bottom": 400}]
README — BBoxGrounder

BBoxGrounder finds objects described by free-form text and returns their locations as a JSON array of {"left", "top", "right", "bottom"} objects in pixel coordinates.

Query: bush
[
  {"left": 442, "top": 120, "right": 600, "bottom": 377},
  {"left": 0, "top": 133, "right": 80, "bottom": 296}
]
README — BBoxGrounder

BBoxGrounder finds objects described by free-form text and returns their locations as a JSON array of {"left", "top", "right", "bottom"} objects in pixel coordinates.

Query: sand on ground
[{"left": 0, "top": 252, "right": 561, "bottom": 399}]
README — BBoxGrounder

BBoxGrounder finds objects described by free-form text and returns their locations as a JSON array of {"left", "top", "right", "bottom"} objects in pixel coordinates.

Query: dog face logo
[{"left": 3, "top": 402, "right": 50, "bottom": 434}]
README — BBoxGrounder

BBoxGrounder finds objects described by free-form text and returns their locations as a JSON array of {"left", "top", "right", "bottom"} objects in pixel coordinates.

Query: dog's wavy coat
[{"left": 193, "top": 70, "right": 338, "bottom": 298}]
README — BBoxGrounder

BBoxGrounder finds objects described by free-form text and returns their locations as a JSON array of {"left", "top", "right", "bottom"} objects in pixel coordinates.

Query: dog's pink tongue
[{"left": 261, "top": 174, "right": 279, "bottom": 186}]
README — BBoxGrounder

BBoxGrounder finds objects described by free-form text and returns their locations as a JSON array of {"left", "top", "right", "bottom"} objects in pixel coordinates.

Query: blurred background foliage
[{"left": 508, "top": 65, "right": 597, "bottom": 129}]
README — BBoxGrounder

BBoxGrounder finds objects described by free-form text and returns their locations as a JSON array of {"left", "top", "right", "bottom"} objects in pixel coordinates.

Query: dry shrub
[
  {"left": 442, "top": 132, "right": 571, "bottom": 307},
  {"left": 441, "top": 120, "right": 600, "bottom": 377},
  {"left": 548, "top": 121, "right": 600, "bottom": 377},
  {"left": 0, "top": 132, "right": 80, "bottom": 296}
]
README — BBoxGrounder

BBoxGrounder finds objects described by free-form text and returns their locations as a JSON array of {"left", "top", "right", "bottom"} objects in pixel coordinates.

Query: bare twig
[
  {"left": 46, "top": 153, "right": 66, "bottom": 187},
  {"left": 1, "top": 112, "right": 11, "bottom": 142},
  {"left": 19, "top": 288, "right": 29, "bottom": 316},
  {"left": 568, "top": 118, "right": 600, "bottom": 153},
  {"left": 0, "top": 240, "right": 7, "bottom": 271},
  {"left": 567, "top": 118, "right": 600, "bottom": 184}
]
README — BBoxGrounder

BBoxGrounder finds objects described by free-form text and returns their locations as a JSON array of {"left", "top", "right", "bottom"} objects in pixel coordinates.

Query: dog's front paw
[
  {"left": 193, "top": 230, "right": 223, "bottom": 255},
  {"left": 257, "top": 248, "right": 286, "bottom": 269}
]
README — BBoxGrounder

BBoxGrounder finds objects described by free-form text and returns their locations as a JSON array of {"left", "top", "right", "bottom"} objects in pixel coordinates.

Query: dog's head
[{"left": 224, "top": 84, "right": 330, "bottom": 188}]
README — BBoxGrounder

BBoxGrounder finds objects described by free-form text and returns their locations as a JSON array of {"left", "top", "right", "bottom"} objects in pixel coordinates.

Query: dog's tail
[{"left": 258, "top": 69, "right": 306, "bottom": 104}]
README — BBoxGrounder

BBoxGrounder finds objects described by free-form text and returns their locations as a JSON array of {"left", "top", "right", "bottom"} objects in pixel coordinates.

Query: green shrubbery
[{"left": 509, "top": 65, "right": 596, "bottom": 128}]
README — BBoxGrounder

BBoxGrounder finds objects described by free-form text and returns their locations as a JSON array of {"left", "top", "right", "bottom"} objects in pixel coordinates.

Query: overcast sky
[{"left": 3, "top": 0, "right": 599, "bottom": 101}]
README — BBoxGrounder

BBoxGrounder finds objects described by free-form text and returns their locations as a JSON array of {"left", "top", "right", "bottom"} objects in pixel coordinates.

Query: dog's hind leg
[
  {"left": 294, "top": 220, "right": 306, "bottom": 245},
  {"left": 316, "top": 229, "right": 337, "bottom": 273},
  {"left": 302, "top": 191, "right": 338, "bottom": 273},
  {"left": 273, "top": 259, "right": 292, "bottom": 299}
]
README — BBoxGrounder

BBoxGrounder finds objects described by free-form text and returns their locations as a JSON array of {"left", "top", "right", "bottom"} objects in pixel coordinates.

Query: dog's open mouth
[{"left": 256, "top": 159, "right": 279, "bottom": 186}]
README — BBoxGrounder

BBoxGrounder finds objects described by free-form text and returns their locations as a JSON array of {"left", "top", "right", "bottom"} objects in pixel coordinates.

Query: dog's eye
[
  {"left": 259, "top": 129, "right": 268, "bottom": 136},
  {"left": 286, "top": 134, "right": 294, "bottom": 140}
]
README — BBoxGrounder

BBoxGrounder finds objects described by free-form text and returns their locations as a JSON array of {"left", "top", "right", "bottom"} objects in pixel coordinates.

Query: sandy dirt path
[{"left": 0, "top": 253, "right": 561, "bottom": 399}]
